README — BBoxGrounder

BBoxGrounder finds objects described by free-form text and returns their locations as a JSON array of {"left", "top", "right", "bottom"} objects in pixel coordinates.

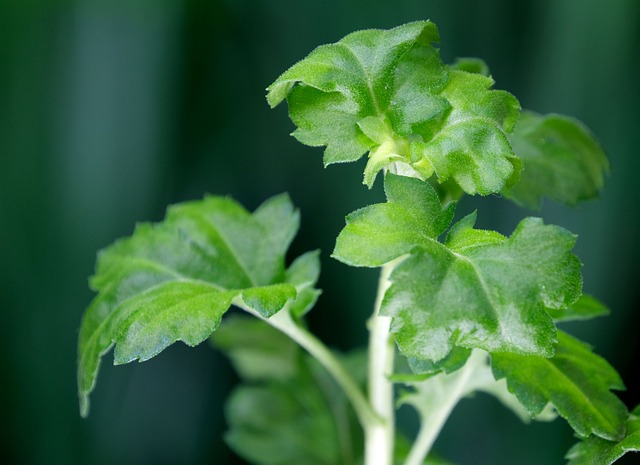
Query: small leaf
[
  {"left": 382, "top": 215, "right": 582, "bottom": 362},
  {"left": 77, "top": 194, "right": 317, "bottom": 417},
  {"left": 503, "top": 111, "right": 609, "bottom": 209},
  {"left": 285, "top": 250, "right": 322, "bottom": 318},
  {"left": 566, "top": 405, "right": 640, "bottom": 465},
  {"left": 333, "top": 173, "right": 455, "bottom": 267},
  {"left": 492, "top": 331, "right": 628, "bottom": 441},
  {"left": 268, "top": 21, "right": 521, "bottom": 194}
]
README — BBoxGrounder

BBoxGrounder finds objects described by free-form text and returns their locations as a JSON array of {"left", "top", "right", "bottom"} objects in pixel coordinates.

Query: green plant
[{"left": 77, "top": 21, "right": 639, "bottom": 465}]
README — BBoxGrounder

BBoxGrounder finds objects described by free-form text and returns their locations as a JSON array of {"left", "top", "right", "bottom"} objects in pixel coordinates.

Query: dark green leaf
[
  {"left": 268, "top": 21, "right": 521, "bottom": 194},
  {"left": 333, "top": 173, "right": 455, "bottom": 267},
  {"left": 78, "top": 194, "right": 316, "bottom": 417},
  {"left": 382, "top": 214, "right": 581, "bottom": 362},
  {"left": 504, "top": 111, "right": 609, "bottom": 209},
  {"left": 492, "top": 331, "right": 628, "bottom": 441},
  {"left": 566, "top": 405, "right": 640, "bottom": 465}
]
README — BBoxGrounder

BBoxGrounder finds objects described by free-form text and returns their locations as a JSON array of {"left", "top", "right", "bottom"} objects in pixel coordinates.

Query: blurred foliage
[{"left": 1, "top": 0, "right": 638, "bottom": 464}]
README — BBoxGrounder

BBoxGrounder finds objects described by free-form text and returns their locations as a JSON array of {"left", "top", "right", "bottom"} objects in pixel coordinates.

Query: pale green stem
[
  {"left": 404, "top": 351, "right": 487, "bottom": 465},
  {"left": 235, "top": 300, "right": 377, "bottom": 428},
  {"left": 364, "top": 261, "right": 397, "bottom": 465}
]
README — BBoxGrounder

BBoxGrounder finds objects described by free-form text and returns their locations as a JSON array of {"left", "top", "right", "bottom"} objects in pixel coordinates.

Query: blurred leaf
[
  {"left": 492, "top": 331, "right": 628, "bottom": 441},
  {"left": 566, "top": 405, "right": 640, "bottom": 465},
  {"left": 215, "top": 316, "right": 365, "bottom": 465},
  {"left": 77, "top": 194, "right": 317, "bottom": 417},
  {"left": 504, "top": 111, "right": 609, "bottom": 209}
]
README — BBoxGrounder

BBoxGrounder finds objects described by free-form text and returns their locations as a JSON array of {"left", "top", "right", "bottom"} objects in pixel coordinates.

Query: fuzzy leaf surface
[
  {"left": 333, "top": 173, "right": 455, "bottom": 266},
  {"left": 214, "top": 316, "right": 365, "bottom": 465},
  {"left": 566, "top": 405, "right": 640, "bottom": 465},
  {"left": 77, "top": 194, "right": 314, "bottom": 416},
  {"left": 267, "top": 21, "right": 521, "bottom": 194},
  {"left": 504, "top": 111, "right": 609, "bottom": 209},
  {"left": 382, "top": 212, "right": 582, "bottom": 362},
  {"left": 492, "top": 331, "right": 628, "bottom": 441}
]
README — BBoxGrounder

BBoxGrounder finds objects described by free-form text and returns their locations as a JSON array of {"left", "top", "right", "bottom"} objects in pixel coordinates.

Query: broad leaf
[
  {"left": 333, "top": 173, "right": 455, "bottom": 267},
  {"left": 566, "top": 405, "right": 640, "bottom": 465},
  {"left": 492, "top": 331, "right": 628, "bottom": 441},
  {"left": 214, "top": 316, "right": 365, "bottom": 465},
  {"left": 504, "top": 111, "right": 609, "bottom": 209},
  {"left": 267, "top": 21, "right": 521, "bottom": 194},
  {"left": 382, "top": 211, "right": 582, "bottom": 362},
  {"left": 77, "top": 194, "right": 317, "bottom": 416}
]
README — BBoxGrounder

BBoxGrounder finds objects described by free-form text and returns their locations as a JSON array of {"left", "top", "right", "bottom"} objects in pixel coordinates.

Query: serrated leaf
[
  {"left": 504, "top": 111, "right": 609, "bottom": 209},
  {"left": 566, "top": 405, "right": 640, "bottom": 465},
  {"left": 268, "top": 21, "right": 521, "bottom": 194},
  {"left": 382, "top": 213, "right": 582, "bottom": 362},
  {"left": 77, "top": 194, "right": 317, "bottom": 417},
  {"left": 492, "top": 331, "right": 628, "bottom": 441},
  {"left": 333, "top": 173, "right": 455, "bottom": 267},
  {"left": 216, "top": 317, "right": 366, "bottom": 465}
]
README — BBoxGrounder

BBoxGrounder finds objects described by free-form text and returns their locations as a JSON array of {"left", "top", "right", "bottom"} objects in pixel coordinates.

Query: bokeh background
[{"left": 1, "top": 0, "right": 639, "bottom": 464}]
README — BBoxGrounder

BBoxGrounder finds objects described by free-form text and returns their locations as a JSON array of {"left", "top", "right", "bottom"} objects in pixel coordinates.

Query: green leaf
[
  {"left": 492, "top": 331, "right": 628, "bottom": 441},
  {"left": 210, "top": 315, "right": 300, "bottom": 382},
  {"left": 503, "top": 111, "right": 609, "bottom": 209},
  {"left": 285, "top": 250, "right": 322, "bottom": 318},
  {"left": 548, "top": 294, "right": 610, "bottom": 322},
  {"left": 215, "top": 317, "right": 365, "bottom": 465},
  {"left": 394, "top": 433, "right": 456, "bottom": 465},
  {"left": 382, "top": 213, "right": 582, "bottom": 362},
  {"left": 77, "top": 194, "right": 316, "bottom": 417},
  {"left": 566, "top": 405, "right": 640, "bottom": 465},
  {"left": 267, "top": 21, "right": 521, "bottom": 194},
  {"left": 333, "top": 173, "right": 455, "bottom": 267},
  {"left": 406, "top": 347, "right": 472, "bottom": 378}
]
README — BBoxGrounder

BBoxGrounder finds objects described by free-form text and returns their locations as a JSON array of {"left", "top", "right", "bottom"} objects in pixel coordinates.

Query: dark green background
[{"left": 1, "top": 0, "right": 638, "bottom": 464}]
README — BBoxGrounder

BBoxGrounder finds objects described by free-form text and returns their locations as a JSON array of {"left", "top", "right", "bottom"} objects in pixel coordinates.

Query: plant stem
[
  {"left": 236, "top": 300, "right": 378, "bottom": 428},
  {"left": 404, "top": 351, "right": 486, "bottom": 465},
  {"left": 365, "top": 261, "right": 397, "bottom": 465}
]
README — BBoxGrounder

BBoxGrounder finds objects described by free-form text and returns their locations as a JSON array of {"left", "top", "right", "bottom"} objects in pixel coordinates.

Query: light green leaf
[
  {"left": 77, "top": 194, "right": 316, "bottom": 417},
  {"left": 333, "top": 173, "right": 455, "bottom": 267},
  {"left": 268, "top": 21, "right": 521, "bottom": 194},
  {"left": 215, "top": 317, "right": 365, "bottom": 465},
  {"left": 450, "top": 57, "right": 490, "bottom": 76},
  {"left": 566, "top": 405, "right": 640, "bottom": 465},
  {"left": 285, "top": 250, "right": 322, "bottom": 318},
  {"left": 504, "top": 111, "right": 609, "bottom": 209},
  {"left": 492, "top": 331, "right": 628, "bottom": 441}
]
